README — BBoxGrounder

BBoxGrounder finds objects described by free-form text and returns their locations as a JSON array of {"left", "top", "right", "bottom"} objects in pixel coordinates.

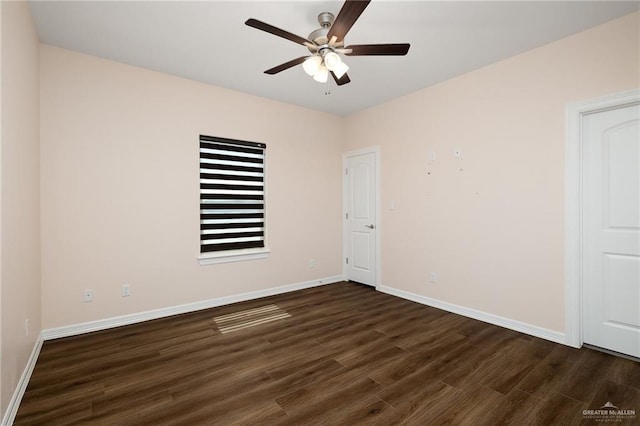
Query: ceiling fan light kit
[
  {"left": 313, "top": 65, "right": 329, "bottom": 83},
  {"left": 323, "top": 52, "right": 349, "bottom": 78},
  {"left": 245, "top": 0, "right": 410, "bottom": 87},
  {"left": 304, "top": 50, "right": 349, "bottom": 81},
  {"left": 302, "top": 55, "right": 322, "bottom": 76}
]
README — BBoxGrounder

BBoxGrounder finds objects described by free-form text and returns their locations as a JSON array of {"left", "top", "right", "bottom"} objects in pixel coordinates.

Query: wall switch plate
[
  {"left": 429, "top": 272, "right": 438, "bottom": 283},
  {"left": 121, "top": 284, "right": 131, "bottom": 297},
  {"left": 83, "top": 289, "right": 94, "bottom": 302}
]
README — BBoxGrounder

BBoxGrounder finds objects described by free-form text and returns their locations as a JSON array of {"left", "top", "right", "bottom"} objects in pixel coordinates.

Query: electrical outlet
[
  {"left": 429, "top": 272, "right": 438, "bottom": 283},
  {"left": 121, "top": 284, "right": 131, "bottom": 297},
  {"left": 309, "top": 259, "right": 316, "bottom": 269},
  {"left": 83, "top": 289, "right": 94, "bottom": 303}
]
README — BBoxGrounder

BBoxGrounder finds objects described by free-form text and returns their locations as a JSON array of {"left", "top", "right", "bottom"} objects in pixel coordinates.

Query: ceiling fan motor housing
[{"left": 308, "top": 12, "right": 335, "bottom": 47}]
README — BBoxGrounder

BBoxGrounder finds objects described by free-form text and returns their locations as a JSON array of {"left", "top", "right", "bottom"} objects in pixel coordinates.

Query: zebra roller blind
[{"left": 199, "top": 135, "right": 266, "bottom": 253}]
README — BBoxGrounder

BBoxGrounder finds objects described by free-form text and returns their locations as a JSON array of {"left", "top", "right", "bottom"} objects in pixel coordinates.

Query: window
[{"left": 199, "top": 135, "right": 266, "bottom": 262}]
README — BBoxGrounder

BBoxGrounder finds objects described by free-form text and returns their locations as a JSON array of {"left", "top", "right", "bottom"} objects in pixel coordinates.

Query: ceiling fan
[{"left": 245, "top": 0, "right": 410, "bottom": 86}]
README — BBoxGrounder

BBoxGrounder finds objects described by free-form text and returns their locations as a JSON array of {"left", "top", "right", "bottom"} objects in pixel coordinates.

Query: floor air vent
[{"left": 213, "top": 304, "right": 291, "bottom": 333}]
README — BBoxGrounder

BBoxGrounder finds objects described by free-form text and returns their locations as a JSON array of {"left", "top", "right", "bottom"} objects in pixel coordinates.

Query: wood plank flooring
[{"left": 15, "top": 282, "right": 640, "bottom": 425}]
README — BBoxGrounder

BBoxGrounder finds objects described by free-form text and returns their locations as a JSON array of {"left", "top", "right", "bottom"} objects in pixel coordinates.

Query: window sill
[{"left": 198, "top": 248, "right": 270, "bottom": 266}]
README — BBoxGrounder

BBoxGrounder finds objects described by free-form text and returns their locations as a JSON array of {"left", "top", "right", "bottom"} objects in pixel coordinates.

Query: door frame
[
  {"left": 343, "top": 146, "right": 382, "bottom": 289},
  {"left": 564, "top": 88, "right": 640, "bottom": 348}
]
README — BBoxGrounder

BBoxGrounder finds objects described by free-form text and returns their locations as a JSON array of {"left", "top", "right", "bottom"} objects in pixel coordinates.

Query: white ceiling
[{"left": 29, "top": 1, "right": 639, "bottom": 116}]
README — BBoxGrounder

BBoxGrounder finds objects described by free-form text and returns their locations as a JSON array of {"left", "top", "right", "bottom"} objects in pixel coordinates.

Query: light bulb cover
[
  {"left": 332, "top": 61, "right": 349, "bottom": 79},
  {"left": 313, "top": 65, "right": 329, "bottom": 83},
  {"left": 302, "top": 56, "right": 322, "bottom": 76},
  {"left": 323, "top": 52, "right": 342, "bottom": 71}
]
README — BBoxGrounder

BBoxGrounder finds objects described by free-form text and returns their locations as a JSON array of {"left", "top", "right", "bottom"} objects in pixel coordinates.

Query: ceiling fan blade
[
  {"left": 264, "top": 56, "right": 308, "bottom": 75},
  {"left": 345, "top": 43, "right": 410, "bottom": 56},
  {"left": 326, "top": 0, "right": 371, "bottom": 42},
  {"left": 331, "top": 71, "right": 351, "bottom": 86},
  {"left": 245, "top": 18, "right": 313, "bottom": 46}
]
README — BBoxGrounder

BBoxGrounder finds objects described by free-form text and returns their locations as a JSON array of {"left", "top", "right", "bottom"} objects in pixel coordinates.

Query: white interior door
[
  {"left": 582, "top": 102, "right": 640, "bottom": 358},
  {"left": 345, "top": 152, "right": 377, "bottom": 286}
]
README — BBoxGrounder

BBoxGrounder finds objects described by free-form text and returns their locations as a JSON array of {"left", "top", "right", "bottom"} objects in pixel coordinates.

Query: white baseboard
[
  {"left": 378, "top": 285, "right": 566, "bottom": 345},
  {"left": 2, "top": 334, "right": 44, "bottom": 426},
  {"left": 42, "top": 275, "right": 344, "bottom": 341}
]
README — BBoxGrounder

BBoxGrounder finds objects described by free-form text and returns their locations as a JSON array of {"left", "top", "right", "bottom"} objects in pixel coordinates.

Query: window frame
[{"left": 198, "top": 135, "right": 269, "bottom": 265}]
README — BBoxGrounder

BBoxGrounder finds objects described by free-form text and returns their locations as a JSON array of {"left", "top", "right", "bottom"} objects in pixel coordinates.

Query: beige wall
[
  {"left": 344, "top": 12, "right": 640, "bottom": 332},
  {"left": 1, "top": 0, "right": 41, "bottom": 416},
  {"left": 40, "top": 45, "right": 344, "bottom": 329},
  {"left": 39, "top": 12, "right": 639, "bottom": 333}
]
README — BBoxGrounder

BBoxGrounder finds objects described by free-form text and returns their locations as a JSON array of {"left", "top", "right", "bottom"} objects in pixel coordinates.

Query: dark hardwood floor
[{"left": 15, "top": 282, "right": 640, "bottom": 425}]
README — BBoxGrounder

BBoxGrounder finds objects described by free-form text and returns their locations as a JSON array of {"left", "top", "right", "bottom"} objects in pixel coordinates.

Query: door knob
[{"left": 365, "top": 224, "right": 375, "bottom": 229}]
